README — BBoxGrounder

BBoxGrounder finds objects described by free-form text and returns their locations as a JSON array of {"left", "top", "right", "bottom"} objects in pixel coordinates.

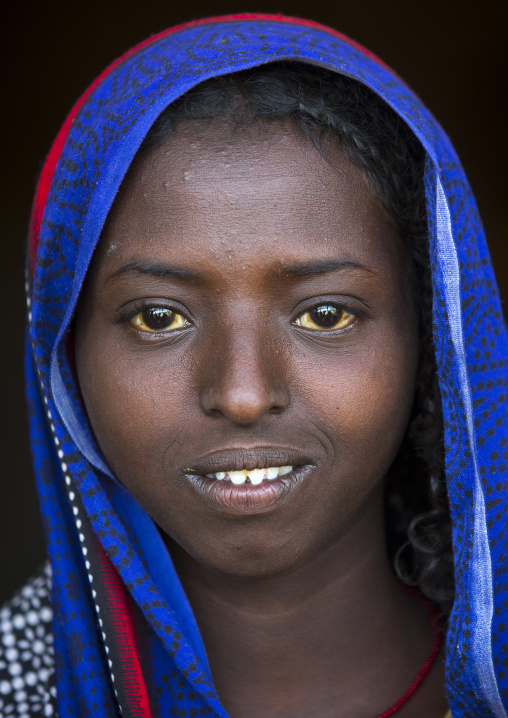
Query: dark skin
[{"left": 75, "top": 119, "right": 448, "bottom": 717}]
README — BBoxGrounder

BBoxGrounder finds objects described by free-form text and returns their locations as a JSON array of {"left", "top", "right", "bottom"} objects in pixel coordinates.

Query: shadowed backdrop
[{"left": 1, "top": 0, "right": 506, "bottom": 602}]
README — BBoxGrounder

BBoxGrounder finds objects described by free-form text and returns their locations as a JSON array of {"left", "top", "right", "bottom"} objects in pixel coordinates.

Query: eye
[
  {"left": 295, "top": 304, "right": 356, "bottom": 331},
  {"left": 129, "top": 306, "right": 190, "bottom": 333}
]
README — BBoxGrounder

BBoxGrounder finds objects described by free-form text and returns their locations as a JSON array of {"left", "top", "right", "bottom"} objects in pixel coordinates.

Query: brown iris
[
  {"left": 130, "top": 307, "right": 189, "bottom": 333},
  {"left": 295, "top": 304, "right": 356, "bottom": 331}
]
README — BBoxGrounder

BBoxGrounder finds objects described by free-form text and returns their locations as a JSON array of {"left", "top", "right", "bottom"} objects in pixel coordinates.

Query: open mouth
[
  {"left": 182, "top": 448, "right": 314, "bottom": 513},
  {"left": 204, "top": 465, "right": 293, "bottom": 485}
]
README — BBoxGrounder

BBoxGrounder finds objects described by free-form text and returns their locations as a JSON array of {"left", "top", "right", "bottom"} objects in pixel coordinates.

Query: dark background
[{"left": 1, "top": 0, "right": 506, "bottom": 603}]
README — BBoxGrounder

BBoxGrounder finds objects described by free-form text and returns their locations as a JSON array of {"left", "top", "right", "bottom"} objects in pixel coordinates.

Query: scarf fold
[{"left": 24, "top": 14, "right": 508, "bottom": 717}]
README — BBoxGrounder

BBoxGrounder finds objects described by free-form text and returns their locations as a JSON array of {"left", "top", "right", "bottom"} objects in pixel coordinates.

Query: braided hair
[{"left": 140, "top": 62, "right": 455, "bottom": 616}]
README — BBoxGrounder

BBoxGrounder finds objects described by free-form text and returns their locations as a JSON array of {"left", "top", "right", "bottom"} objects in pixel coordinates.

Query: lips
[{"left": 182, "top": 447, "right": 315, "bottom": 514}]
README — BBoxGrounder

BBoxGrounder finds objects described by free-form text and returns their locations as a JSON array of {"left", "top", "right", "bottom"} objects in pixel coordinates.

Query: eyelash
[{"left": 121, "top": 301, "right": 361, "bottom": 336}]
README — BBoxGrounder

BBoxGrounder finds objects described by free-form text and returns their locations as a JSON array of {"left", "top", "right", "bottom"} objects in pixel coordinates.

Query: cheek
[
  {"left": 296, "top": 323, "right": 418, "bottom": 477},
  {"left": 75, "top": 326, "right": 192, "bottom": 485}
]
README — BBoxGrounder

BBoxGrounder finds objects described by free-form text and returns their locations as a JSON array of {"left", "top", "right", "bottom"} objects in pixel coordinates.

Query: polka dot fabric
[
  {"left": 0, "top": 564, "right": 56, "bottom": 716},
  {"left": 22, "top": 14, "right": 508, "bottom": 718}
]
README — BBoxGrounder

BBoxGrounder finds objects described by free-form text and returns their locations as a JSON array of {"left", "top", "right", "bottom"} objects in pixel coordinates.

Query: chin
[{"left": 165, "top": 527, "right": 314, "bottom": 581}]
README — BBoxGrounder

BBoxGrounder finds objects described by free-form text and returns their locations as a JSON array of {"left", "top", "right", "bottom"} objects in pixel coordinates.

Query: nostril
[
  {"left": 269, "top": 401, "right": 288, "bottom": 415},
  {"left": 205, "top": 407, "right": 223, "bottom": 419}
]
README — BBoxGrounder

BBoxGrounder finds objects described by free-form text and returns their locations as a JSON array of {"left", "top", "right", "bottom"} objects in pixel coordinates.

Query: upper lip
[{"left": 185, "top": 447, "right": 315, "bottom": 476}]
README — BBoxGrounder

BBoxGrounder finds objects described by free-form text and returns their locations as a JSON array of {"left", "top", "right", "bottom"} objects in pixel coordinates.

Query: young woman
[{"left": 1, "top": 13, "right": 506, "bottom": 718}]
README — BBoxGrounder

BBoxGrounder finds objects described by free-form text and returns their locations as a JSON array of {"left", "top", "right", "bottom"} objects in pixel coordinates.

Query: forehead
[{"left": 96, "top": 119, "right": 402, "bottom": 277}]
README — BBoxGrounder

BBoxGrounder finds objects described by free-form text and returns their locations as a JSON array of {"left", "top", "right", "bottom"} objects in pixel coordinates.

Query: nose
[{"left": 199, "top": 330, "right": 290, "bottom": 425}]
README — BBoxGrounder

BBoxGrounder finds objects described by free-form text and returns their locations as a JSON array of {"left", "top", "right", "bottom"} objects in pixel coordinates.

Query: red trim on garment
[
  {"left": 27, "top": 13, "right": 393, "bottom": 273},
  {"left": 376, "top": 586, "right": 443, "bottom": 717},
  {"left": 97, "top": 543, "right": 153, "bottom": 718}
]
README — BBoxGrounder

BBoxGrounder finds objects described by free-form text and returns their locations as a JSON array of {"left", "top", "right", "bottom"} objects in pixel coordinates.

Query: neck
[{"left": 168, "top": 492, "right": 444, "bottom": 718}]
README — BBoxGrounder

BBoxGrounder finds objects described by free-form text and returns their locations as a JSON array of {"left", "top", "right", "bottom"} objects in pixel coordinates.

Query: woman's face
[{"left": 75, "top": 119, "right": 419, "bottom": 579}]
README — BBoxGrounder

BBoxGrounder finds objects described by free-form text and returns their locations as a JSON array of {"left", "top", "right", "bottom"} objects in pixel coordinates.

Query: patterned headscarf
[{"left": 20, "top": 14, "right": 508, "bottom": 717}]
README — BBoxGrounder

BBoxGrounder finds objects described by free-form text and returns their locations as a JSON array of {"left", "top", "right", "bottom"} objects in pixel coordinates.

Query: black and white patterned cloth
[{"left": 0, "top": 564, "right": 56, "bottom": 716}]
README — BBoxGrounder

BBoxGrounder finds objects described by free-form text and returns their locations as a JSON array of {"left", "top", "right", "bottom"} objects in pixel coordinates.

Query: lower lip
[{"left": 184, "top": 466, "right": 312, "bottom": 515}]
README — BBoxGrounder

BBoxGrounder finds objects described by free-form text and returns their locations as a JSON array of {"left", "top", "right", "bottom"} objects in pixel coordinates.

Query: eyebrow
[
  {"left": 274, "top": 259, "right": 375, "bottom": 279},
  {"left": 107, "top": 260, "right": 205, "bottom": 284}
]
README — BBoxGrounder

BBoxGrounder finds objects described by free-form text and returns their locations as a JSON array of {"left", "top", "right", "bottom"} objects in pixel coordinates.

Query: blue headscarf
[{"left": 25, "top": 14, "right": 508, "bottom": 717}]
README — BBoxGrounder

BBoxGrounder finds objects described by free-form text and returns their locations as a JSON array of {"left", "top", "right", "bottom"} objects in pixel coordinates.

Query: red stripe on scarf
[
  {"left": 97, "top": 544, "right": 153, "bottom": 718},
  {"left": 27, "top": 13, "right": 392, "bottom": 273}
]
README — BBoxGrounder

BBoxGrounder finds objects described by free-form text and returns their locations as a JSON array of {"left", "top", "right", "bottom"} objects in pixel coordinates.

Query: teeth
[
  {"left": 229, "top": 470, "right": 247, "bottom": 485},
  {"left": 204, "top": 466, "right": 294, "bottom": 484},
  {"left": 248, "top": 469, "right": 265, "bottom": 485}
]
